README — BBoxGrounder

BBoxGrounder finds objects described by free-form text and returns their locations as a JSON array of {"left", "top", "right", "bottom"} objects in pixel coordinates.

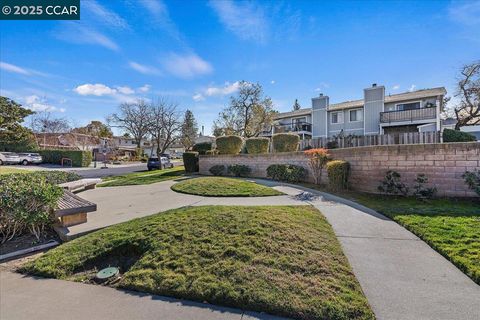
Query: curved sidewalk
[{"left": 2, "top": 178, "right": 479, "bottom": 320}]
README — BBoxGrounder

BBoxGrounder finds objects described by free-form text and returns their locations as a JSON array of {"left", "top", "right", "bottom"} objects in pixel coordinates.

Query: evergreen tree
[
  {"left": 0, "top": 96, "right": 36, "bottom": 151},
  {"left": 293, "top": 99, "right": 301, "bottom": 111},
  {"left": 180, "top": 109, "right": 198, "bottom": 149}
]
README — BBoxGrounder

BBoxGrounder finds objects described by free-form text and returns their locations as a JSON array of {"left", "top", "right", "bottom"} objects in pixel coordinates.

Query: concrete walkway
[
  {"left": 0, "top": 272, "right": 285, "bottom": 320},
  {"left": 2, "top": 178, "right": 479, "bottom": 320}
]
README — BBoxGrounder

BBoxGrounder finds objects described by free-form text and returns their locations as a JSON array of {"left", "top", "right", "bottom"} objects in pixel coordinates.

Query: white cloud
[
  {"left": 56, "top": 22, "right": 119, "bottom": 51},
  {"left": 24, "top": 95, "right": 65, "bottom": 113},
  {"left": 192, "top": 93, "right": 205, "bottom": 102},
  {"left": 138, "top": 0, "right": 167, "bottom": 16},
  {"left": 0, "top": 61, "right": 30, "bottom": 75},
  {"left": 138, "top": 84, "right": 151, "bottom": 93},
  {"left": 205, "top": 81, "right": 240, "bottom": 96},
  {"left": 409, "top": 84, "right": 416, "bottom": 92},
  {"left": 162, "top": 53, "right": 213, "bottom": 79},
  {"left": 138, "top": 0, "right": 184, "bottom": 42},
  {"left": 209, "top": 0, "right": 268, "bottom": 43},
  {"left": 271, "top": 80, "right": 276, "bottom": 84},
  {"left": 392, "top": 85, "right": 400, "bottom": 90},
  {"left": 83, "top": 0, "right": 129, "bottom": 29},
  {"left": 116, "top": 86, "right": 135, "bottom": 95},
  {"left": 314, "top": 82, "right": 330, "bottom": 91},
  {"left": 128, "top": 61, "right": 161, "bottom": 75},
  {"left": 74, "top": 83, "right": 117, "bottom": 96},
  {"left": 449, "top": 0, "right": 480, "bottom": 26}
]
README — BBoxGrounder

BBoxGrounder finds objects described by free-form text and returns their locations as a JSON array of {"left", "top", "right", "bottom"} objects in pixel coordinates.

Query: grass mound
[
  {"left": 99, "top": 166, "right": 185, "bottom": 187},
  {"left": 171, "top": 177, "right": 283, "bottom": 197},
  {"left": 22, "top": 205, "right": 373, "bottom": 320}
]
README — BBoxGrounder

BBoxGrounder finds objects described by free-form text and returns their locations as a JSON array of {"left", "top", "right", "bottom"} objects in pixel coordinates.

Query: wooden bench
[
  {"left": 59, "top": 178, "right": 102, "bottom": 193},
  {"left": 54, "top": 190, "right": 97, "bottom": 227}
]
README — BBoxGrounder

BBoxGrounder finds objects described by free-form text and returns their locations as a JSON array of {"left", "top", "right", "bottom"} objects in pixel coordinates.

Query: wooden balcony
[{"left": 380, "top": 107, "right": 436, "bottom": 123}]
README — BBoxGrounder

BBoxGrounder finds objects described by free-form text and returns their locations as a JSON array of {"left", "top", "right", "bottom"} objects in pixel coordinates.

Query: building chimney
[
  {"left": 201, "top": 125, "right": 204, "bottom": 136},
  {"left": 319, "top": 93, "right": 323, "bottom": 97},
  {"left": 372, "top": 83, "right": 377, "bottom": 87}
]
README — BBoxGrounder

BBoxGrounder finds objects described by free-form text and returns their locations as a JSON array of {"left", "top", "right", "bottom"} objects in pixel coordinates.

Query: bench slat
[{"left": 55, "top": 190, "right": 97, "bottom": 217}]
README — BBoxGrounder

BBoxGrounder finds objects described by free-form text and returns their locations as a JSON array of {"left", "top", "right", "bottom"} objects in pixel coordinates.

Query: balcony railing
[
  {"left": 273, "top": 122, "right": 312, "bottom": 134},
  {"left": 380, "top": 107, "right": 436, "bottom": 123}
]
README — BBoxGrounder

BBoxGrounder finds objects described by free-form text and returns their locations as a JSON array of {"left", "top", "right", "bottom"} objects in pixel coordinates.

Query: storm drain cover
[{"left": 95, "top": 267, "right": 119, "bottom": 281}]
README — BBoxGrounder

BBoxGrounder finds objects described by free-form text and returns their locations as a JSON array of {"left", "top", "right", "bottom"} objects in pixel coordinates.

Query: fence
[{"left": 299, "top": 131, "right": 441, "bottom": 150}]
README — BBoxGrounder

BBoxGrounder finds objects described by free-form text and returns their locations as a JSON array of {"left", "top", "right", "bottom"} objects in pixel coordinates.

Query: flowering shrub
[{"left": 304, "top": 148, "right": 330, "bottom": 184}]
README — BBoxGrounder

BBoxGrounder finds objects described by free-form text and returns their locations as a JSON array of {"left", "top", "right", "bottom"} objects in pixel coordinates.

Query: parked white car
[
  {"left": 17, "top": 152, "right": 43, "bottom": 165},
  {"left": 0, "top": 152, "right": 21, "bottom": 165}
]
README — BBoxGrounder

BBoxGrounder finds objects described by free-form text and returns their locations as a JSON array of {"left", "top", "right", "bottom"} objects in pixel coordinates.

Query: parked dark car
[{"left": 147, "top": 156, "right": 174, "bottom": 170}]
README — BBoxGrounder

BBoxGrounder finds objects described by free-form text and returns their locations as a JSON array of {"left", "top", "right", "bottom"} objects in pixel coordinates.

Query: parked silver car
[
  {"left": 17, "top": 152, "right": 43, "bottom": 165},
  {"left": 0, "top": 152, "right": 21, "bottom": 165}
]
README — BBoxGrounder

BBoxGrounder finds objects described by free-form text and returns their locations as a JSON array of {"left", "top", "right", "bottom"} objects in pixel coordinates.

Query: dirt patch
[
  {"left": 1, "top": 231, "right": 59, "bottom": 256},
  {"left": 71, "top": 244, "right": 145, "bottom": 285}
]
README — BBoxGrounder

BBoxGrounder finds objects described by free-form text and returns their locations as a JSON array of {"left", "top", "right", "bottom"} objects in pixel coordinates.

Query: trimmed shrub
[
  {"left": 272, "top": 133, "right": 299, "bottom": 153},
  {"left": 30, "top": 171, "right": 81, "bottom": 185},
  {"left": 205, "top": 149, "right": 219, "bottom": 155},
  {"left": 245, "top": 137, "right": 269, "bottom": 154},
  {"left": 192, "top": 142, "right": 212, "bottom": 155},
  {"left": 183, "top": 152, "right": 199, "bottom": 173},
  {"left": 209, "top": 165, "right": 226, "bottom": 176},
  {"left": 413, "top": 174, "right": 437, "bottom": 200},
  {"left": 378, "top": 170, "right": 408, "bottom": 196},
  {"left": 462, "top": 169, "right": 480, "bottom": 196},
  {"left": 443, "top": 129, "right": 476, "bottom": 142},
  {"left": 326, "top": 141, "right": 338, "bottom": 149},
  {"left": 266, "top": 164, "right": 306, "bottom": 183},
  {"left": 0, "top": 173, "right": 63, "bottom": 242},
  {"left": 216, "top": 136, "right": 243, "bottom": 154},
  {"left": 326, "top": 160, "right": 350, "bottom": 190},
  {"left": 227, "top": 164, "right": 251, "bottom": 177},
  {"left": 38, "top": 150, "right": 93, "bottom": 167},
  {"left": 304, "top": 148, "right": 330, "bottom": 184}
]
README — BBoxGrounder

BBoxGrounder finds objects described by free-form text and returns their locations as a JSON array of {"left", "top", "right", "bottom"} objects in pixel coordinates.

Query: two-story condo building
[{"left": 266, "top": 84, "right": 446, "bottom": 139}]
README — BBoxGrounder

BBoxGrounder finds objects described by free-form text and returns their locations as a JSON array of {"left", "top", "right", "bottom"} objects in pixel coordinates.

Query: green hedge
[
  {"left": 227, "top": 164, "right": 251, "bottom": 177},
  {"left": 326, "top": 160, "right": 350, "bottom": 190},
  {"left": 216, "top": 136, "right": 243, "bottom": 154},
  {"left": 38, "top": 150, "right": 93, "bottom": 167},
  {"left": 192, "top": 142, "right": 212, "bottom": 155},
  {"left": 443, "top": 129, "right": 476, "bottom": 142},
  {"left": 266, "top": 164, "right": 306, "bottom": 182},
  {"left": 183, "top": 152, "right": 199, "bottom": 173},
  {"left": 205, "top": 150, "right": 219, "bottom": 155},
  {"left": 272, "top": 133, "right": 299, "bottom": 153},
  {"left": 0, "top": 173, "right": 64, "bottom": 242},
  {"left": 245, "top": 137, "right": 269, "bottom": 154},
  {"left": 209, "top": 165, "right": 226, "bottom": 176}
]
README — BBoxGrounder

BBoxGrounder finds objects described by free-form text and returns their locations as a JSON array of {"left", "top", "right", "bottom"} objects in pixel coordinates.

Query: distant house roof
[{"left": 274, "top": 87, "right": 447, "bottom": 119}]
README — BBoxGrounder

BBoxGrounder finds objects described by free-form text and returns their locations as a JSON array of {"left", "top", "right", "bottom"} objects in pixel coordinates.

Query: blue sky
[{"left": 1, "top": 0, "right": 479, "bottom": 135}]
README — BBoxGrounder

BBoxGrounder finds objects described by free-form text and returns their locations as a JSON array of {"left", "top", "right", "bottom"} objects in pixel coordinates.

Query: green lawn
[
  {"left": 0, "top": 167, "right": 29, "bottom": 174},
  {"left": 303, "top": 183, "right": 480, "bottom": 285},
  {"left": 22, "top": 205, "right": 373, "bottom": 320},
  {"left": 99, "top": 166, "right": 185, "bottom": 187},
  {"left": 171, "top": 177, "right": 284, "bottom": 197}
]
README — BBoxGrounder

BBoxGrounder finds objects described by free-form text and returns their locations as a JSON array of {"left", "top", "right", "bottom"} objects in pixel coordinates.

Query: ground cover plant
[
  {"left": 99, "top": 166, "right": 185, "bottom": 187},
  {"left": 170, "top": 177, "right": 283, "bottom": 197},
  {"left": 301, "top": 182, "right": 480, "bottom": 285},
  {"left": 0, "top": 167, "right": 29, "bottom": 175},
  {"left": 22, "top": 205, "right": 374, "bottom": 320}
]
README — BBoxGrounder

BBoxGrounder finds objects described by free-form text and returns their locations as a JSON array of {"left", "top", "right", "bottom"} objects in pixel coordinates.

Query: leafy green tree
[
  {"left": 180, "top": 110, "right": 198, "bottom": 149},
  {"left": 72, "top": 120, "right": 113, "bottom": 138},
  {"left": 0, "top": 96, "right": 36, "bottom": 151}
]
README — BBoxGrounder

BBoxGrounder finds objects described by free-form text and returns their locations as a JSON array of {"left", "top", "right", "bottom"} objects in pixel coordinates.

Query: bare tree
[
  {"left": 453, "top": 61, "right": 480, "bottom": 129},
  {"left": 148, "top": 99, "right": 181, "bottom": 157},
  {"left": 213, "top": 81, "right": 276, "bottom": 137},
  {"left": 30, "top": 111, "right": 70, "bottom": 133},
  {"left": 108, "top": 100, "right": 150, "bottom": 148}
]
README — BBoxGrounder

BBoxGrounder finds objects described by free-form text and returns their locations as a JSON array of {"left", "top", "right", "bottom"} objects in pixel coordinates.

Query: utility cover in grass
[
  {"left": 171, "top": 177, "right": 284, "bottom": 197},
  {"left": 22, "top": 205, "right": 374, "bottom": 320}
]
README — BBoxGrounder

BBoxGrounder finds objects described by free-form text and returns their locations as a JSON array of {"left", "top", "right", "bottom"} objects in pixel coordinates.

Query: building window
[
  {"left": 331, "top": 111, "right": 343, "bottom": 124},
  {"left": 396, "top": 101, "right": 420, "bottom": 111},
  {"left": 349, "top": 109, "right": 363, "bottom": 122}
]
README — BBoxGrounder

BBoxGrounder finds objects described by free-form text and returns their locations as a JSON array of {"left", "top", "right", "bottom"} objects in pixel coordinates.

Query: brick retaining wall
[{"left": 199, "top": 142, "right": 480, "bottom": 198}]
